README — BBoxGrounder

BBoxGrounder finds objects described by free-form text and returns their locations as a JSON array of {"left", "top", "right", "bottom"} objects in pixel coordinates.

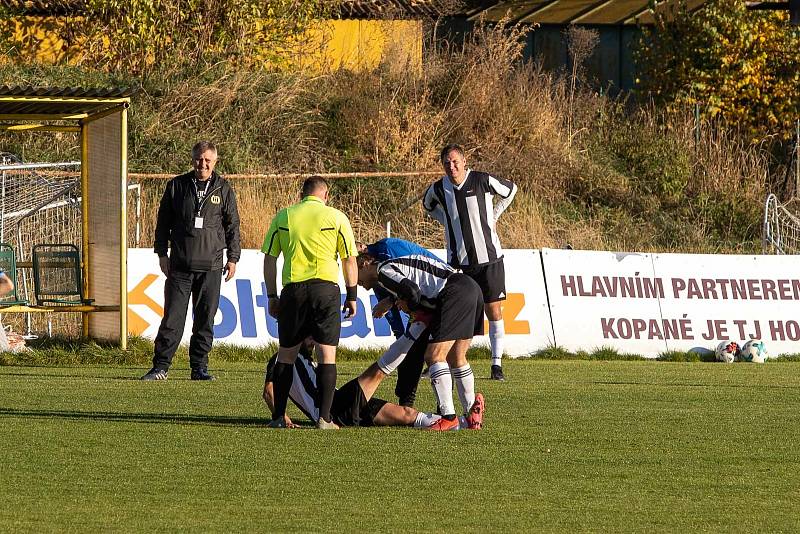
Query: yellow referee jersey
[{"left": 262, "top": 196, "right": 357, "bottom": 285}]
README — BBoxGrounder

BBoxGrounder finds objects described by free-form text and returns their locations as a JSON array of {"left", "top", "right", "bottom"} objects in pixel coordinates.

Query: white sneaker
[{"left": 316, "top": 418, "right": 340, "bottom": 430}]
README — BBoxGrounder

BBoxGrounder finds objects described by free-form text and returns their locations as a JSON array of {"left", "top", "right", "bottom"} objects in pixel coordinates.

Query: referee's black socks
[
  {"left": 317, "top": 363, "right": 337, "bottom": 423},
  {"left": 272, "top": 362, "right": 294, "bottom": 419}
]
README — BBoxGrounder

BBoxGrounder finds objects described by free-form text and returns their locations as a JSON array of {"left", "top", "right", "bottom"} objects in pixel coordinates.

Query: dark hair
[
  {"left": 356, "top": 253, "right": 377, "bottom": 268},
  {"left": 192, "top": 140, "right": 217, "bottom": 159},
  {"left": 440, "top": 143, "right": 465, "bottom": 162},
  {"left": 302, "top": 175, "right": 329, "bottom": 197}
]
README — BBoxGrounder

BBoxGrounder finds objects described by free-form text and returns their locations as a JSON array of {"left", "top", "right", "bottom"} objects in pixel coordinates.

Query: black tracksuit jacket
[{"left": 153, "top": 171, "right": 241, "bottom": 272}]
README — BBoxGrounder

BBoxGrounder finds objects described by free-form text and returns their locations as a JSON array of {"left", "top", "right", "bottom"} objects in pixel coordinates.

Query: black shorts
[
  {"left": 330, "top": 378, "right": 387, "bottom": 427},
  {"left": 429, "top": 273, "right": 484, "bottom": 342},
  {"left": 461, "top": 258, "right": 506, "bottom": 303},
  {"left": 277, "top": 279, "right": 341, "bottom": 347}
]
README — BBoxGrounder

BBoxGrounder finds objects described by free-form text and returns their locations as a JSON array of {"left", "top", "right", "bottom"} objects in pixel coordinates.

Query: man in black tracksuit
[{"left": 141, "top": 141, "right": 241, "bottom": 381}]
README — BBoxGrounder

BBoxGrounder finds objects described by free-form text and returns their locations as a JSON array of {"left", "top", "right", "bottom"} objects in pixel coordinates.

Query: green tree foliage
[
  {"left": 2, "top": 0, "right": 336, "bottom": 74},
  {"left": 635, "top": 0, "right": 800, "bottom": 142}
]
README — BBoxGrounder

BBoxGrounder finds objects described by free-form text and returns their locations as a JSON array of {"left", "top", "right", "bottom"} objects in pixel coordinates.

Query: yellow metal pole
[
  {"left": 80, "top": 103, "right": 129, "bottom": 124},
  {"left": 81, "top": 122, "right": 90, "bottom": 338},
  {"left": 0, "top": 125, "right": 81, "bottom": 132},
  {"left": 120, "top": 108, "right": 128, "bottom": 351},
  {"left": 0, "top": 113, "right": 89, "bottom": 121}
]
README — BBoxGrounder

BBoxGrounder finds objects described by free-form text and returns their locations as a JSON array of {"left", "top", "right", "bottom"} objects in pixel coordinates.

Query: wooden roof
[
  {"left": 2, "top": 0, "right": 707, "bottom": 26},
  {"left": 341, "top": 0, "right": 708, "bottom": 24}
]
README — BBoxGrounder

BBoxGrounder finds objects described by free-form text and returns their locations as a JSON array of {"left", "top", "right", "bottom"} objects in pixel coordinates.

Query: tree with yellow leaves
[{"left": 636, "top": 0, "right": 800, "bottom": 142}]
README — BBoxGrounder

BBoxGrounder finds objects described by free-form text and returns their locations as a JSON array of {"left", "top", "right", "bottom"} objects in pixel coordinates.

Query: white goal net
[
  {"left": 763, "top": 193, "right": 800, "bottom": 254},
  {"left": 0, "top": 154, "right": 84, "bottom": 335}
]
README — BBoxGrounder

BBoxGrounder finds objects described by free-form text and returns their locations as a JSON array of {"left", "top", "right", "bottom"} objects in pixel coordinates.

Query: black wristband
[
  {"left": 346, "top": 285, "right": 358, "bottom": 302},
  {"left": 267, "top": 294, "right": 278, "bottom": 299}
]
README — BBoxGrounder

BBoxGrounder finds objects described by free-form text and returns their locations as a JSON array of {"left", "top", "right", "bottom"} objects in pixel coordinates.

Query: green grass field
[{"left": 2, "top": 359, "right": 799, "bottom": 532}]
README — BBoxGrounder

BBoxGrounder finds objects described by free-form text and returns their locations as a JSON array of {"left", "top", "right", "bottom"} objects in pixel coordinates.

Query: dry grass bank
[{"left": 1, "top": 22, "right": 770, "bottom": 254}]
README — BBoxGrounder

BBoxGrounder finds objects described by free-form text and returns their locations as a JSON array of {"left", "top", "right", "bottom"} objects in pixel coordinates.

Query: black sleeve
[
  {"left": 222, "top": 183, "right": 241, "bottom": 263},
  {"left": 153, "top": 180, "right": 174, "bottom": 257}
]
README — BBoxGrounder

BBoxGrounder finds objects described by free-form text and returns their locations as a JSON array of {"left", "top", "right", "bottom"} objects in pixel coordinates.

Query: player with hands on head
[{"left": 423, "top": 144, "right": 517, "bottom": 381}]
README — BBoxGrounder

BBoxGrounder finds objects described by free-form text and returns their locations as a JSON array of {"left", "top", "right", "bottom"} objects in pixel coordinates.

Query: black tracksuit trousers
[{"left": 152, "top": 268, "right": 222, "bottom": 371}]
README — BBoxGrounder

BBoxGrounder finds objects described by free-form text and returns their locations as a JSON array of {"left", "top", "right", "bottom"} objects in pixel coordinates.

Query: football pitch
[{"left": 2, "top": 360, "right": 799, "bottom": 532}]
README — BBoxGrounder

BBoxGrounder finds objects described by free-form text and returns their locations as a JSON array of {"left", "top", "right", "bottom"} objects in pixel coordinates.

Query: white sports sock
[
  {"left": 428, "top": 361, "right": 455, "bottom": 416},
  {"left": 489, "top": 319, "right": 505, "bottom": 367},
  {"left": 451, "top": 364, "right": 475, "bottom": 414},
  {"left": 376, "top": 321, "right": 426, "bottom": 375},
  {"left": 413, "top": 412, "right": 441, "bottom": 428}
]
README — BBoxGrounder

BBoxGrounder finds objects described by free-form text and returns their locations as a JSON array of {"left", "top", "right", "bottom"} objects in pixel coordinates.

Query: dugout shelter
[{"left": 0, "top": 86, "right": 132, "bottom": 349}]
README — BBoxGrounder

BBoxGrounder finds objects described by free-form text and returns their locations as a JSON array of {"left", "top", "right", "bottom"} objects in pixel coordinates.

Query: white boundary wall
[{"left": 127, "top": 247, "right": 800, "bottom": 357}]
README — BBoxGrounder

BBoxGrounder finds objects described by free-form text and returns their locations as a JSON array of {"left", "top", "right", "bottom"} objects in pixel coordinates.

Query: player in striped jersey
[
  {"left": 262, "top": 328, "right": 485, "bottom": 430},
  {"left": 422, "top": 144, "right": 518, "bottom": 381},
  {"left": 357, "top": 237, "right": 445, "bottom": 407},
  {"left": 357, "top": 253, "right": 484, "bottom": 431}
]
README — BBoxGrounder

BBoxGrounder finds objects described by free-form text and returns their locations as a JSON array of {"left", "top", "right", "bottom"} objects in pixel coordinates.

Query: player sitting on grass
[
  {"left": 262, "top": 327, "right": 484, "bottom": 430},
  {"left": 356, "top": 252, "right": 484, "bottom": 431}
]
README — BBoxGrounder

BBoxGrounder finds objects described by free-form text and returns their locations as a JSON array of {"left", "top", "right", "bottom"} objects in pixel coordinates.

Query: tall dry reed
[{"left": 1, "top": 20, "right": 772, "bottom": 254}]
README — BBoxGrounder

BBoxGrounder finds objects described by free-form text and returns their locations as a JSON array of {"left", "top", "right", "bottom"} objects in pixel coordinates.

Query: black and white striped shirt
[
  {"left": 266, "top": 352, "right": 319, "bottom": 422},
  {"left": 377, "top": 255, "right": 456, "bottom": 311},
  {"left": 422, "top": 169, "right": 517, "bottom": 267}
]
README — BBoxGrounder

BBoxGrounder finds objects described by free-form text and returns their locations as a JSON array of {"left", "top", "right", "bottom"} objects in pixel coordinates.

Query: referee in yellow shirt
[{"left": 262, "top": 176, "right": 359, "bottom": 429}]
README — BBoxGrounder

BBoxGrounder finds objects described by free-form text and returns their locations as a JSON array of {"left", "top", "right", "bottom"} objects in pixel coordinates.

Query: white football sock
[
  {"left": 451, "top": 364, "right": 475, "bottom": 414},
  {"left": 489, "top": 319, "right": 505, "bottom": 366},
  {"left": 428, "top": 361, "right": 455, "bottom": 417},
  {"left": 413, "top": 412, "right": 441, "bottom": 428},
  {"left": 376, "top": 321, "right": 425, "bottom": 375}
]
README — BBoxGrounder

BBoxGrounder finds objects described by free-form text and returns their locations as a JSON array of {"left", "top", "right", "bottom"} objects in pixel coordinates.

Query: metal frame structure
[
  {"left": 0, "top": 86, "right": 134, "bottom": 349},
  {"left": 762, "top": 193, "right": 800, "bottom": 254},
  {"left": 462, "top": 0, "right": 712, "bottom": 25},
  {"left": 337, "top": 0, "right": 712, "bottom": 25}
]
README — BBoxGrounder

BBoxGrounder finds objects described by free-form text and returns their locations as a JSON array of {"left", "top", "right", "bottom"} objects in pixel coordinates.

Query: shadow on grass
[
  {"left": 0, "top": 371, "right": 145, "bottom": 380},
  {"left": 0, "top": 407, "right": 308, "bottom": 428},
  {"left": 0, "top": 368, "right": 228, "bottom": 382},
  {"left": 590, "top": 380, "right": 800, "bottom": 389}
]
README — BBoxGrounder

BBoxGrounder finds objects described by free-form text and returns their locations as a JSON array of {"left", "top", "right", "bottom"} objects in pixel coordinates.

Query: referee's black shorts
[
  {"left": 461, "top": 258, "right": 506, "bottom": 303},
  {"left": 429, "top": 273, "right": 484, "bottom": 342},
  {"left": 277, "top": 279, "right": 341, "bottom": 347}
]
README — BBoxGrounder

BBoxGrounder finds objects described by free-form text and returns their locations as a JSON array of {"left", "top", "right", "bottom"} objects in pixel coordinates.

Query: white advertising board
[
  {"left": 653, "top": 253, "right": 800, "bottom": 355},
  {"left": 542, "top": 248, "right": 800, "bottom": 357},
  {"left": 542, "top": 248, "right": 666, "bottom": 355},
  {"left": 127, "top": 248, "right": 554, "bottom": 356}
]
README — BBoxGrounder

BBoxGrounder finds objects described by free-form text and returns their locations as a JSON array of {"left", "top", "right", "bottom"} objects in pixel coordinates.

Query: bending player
[
  {"left": 357, "top": 252, "right": 484, "bottom": 431},
  {"left": 357, "top": 237, "right": 446, "bottom": 407},
  {"left": 262, "top": 326, "right": 484, "bottom": 430}
]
